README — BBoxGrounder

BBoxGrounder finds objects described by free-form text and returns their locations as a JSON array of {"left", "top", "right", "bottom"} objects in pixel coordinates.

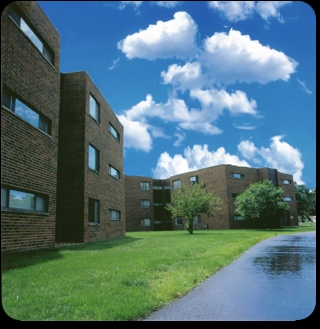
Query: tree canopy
[
  {"left": 234, "top": 179, "right": 290, "bottom": 228},
  {"left": 294, "top": 183, "right": 316, "bottom": 220},
  {"left": 165, "top": 183, "right": 222, "bottom": 234}
]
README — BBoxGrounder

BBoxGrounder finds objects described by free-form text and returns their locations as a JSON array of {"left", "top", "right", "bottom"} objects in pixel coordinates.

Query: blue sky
[{"left": 38, "top": 1, "right": 316, "bottom": 189}]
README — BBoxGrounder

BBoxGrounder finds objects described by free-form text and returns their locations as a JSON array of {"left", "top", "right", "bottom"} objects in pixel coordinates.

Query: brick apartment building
[
  {"left": 56, "top": 72, "right": 125, "bottom": 243},
  {"left": 1, "top": 2, "right": 299, "bottom": 253},
  {"left": 125, "top": 165, "right": 298, "bottom": 232},
  {"left": 1, "top": 2, "right": 60, "bottom": 252},
  {"left": 1, "top": 1, "right": 125, "bottom": 252}
]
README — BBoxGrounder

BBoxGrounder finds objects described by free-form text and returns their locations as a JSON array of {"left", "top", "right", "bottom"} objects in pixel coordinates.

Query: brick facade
[
  {"left": 125, "top": 165, "right": 298, "bottom": 232},
  {"left": 1, "top": 2, "right": 125, "bottom": 252},
  {"left": 56, "top": 72, "right": 125, "bottom": 243},
  {"left": 1, "top": 1, "right": 60, "bottom": 252}
]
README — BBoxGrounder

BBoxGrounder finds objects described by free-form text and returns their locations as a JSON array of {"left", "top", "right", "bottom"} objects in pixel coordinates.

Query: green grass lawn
[{"left": 2, "top": 224, "right": 316, "bottom": 321}]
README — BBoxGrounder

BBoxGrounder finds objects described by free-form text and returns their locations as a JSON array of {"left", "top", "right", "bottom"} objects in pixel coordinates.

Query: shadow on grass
[{"left": 2, "top": 235, "right": 140, "bottom": 272}]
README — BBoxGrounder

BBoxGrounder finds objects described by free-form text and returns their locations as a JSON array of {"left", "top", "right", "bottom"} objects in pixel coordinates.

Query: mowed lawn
[{"left": 2, "top": 223, "right": 316, "bottom": 321}]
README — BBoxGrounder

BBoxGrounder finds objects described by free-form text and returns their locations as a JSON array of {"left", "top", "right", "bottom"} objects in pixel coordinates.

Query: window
[
  {"left": 1, "top": 187, "right": 47, "bottom": 212},
  {"left": 189, "top": 176, "right": 198, "bottom": 185},
  {"left": 109, "top": 209, "right": 121, "bottom": 220},
  {"left": 290, "top": 215, "right": 295, "bottom": 219},
  {"left": 141, "top": 218, "right": 151, "bottom": 227},
  {"left": 234, "top": 215, "right": 245, "bottom": 221},
  {"left": 88, "top": 145, "right": 99, "bottom": 172},
  {"left": 141, "top": 199, "right": 151, "bottom": 208},
  {"left": 281, "top": 179, "right": 291, "bottom": 185},
  {"left": 109, "top": 165, "right": 120, "bottom": 180},
  {"left": 153, "top": 203, "right": 163, "bottom": 207},
  {"left": 88, "top": 199, "right": 99, "bottom": 224},
  {"left": 153, "top": 185, "right": 163, "bottom": 190},
  {"left": 89, "top": 94, "right": 100, "bottom": 123},
  {"left": 2, "top": 88, "right": 50, "bottom": 134},
  {"left": 194, "top": 215, "right": 201, "bottom": 225},
  {"left": 232, "top": 193, "right": 240, "bottom": 199},
  {"left": 173, "top": 180, "right": 181, "bottom": 189},
  {"left": 231, "top": 173, "right": 244, "bottom": 179},
  {"left": 140, "top": 181, "right": 150, "bottom": 190},
  {"left": 283, "top": 197, "right": 293, "bottom": 202},
  {"left": 9, "top": 6, "right": 54, "bottom": 64},
  {"left": 109, "top": 123, "right": 120, "bottom": 141},
  {"left": 174, "top": 217, "right": 183, "bottom": 225}
]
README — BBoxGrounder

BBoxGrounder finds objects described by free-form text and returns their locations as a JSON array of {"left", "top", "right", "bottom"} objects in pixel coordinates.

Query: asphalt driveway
[{"left": 142, "top": 231, "right": 316, "bottom": 321}]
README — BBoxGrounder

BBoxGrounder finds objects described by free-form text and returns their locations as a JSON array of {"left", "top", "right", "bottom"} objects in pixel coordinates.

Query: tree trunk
[{"left": 187, "top": 219, "right": 194, "bottom": 234}]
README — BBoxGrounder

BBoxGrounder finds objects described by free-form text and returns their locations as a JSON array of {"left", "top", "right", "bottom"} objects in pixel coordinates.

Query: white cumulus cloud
[
  {"left": 117, "top": 11, "right": 198, "bottom": 60},
  {"left": 209, "top": 1, "right": 292, "bottom": 22},
  {"left": 152, "top": 144, "right": 250, "bottom": 178},
  {"left": 154, "top": 1, "right": 182, "bottom": 8},
  {"left": 237, "top": 136, "right": 305, "bottom": 184},
  {"left": 201, "top": 29, "right": 298, "bottom": 85}
]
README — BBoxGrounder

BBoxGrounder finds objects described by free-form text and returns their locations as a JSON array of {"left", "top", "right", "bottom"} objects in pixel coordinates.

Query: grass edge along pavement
[{"left": 2, "top": 223, "right": 316, "bottom": 321}]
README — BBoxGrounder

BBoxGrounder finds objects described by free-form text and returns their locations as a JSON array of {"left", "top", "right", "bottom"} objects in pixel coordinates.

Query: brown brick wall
[
  {"left": 57, "top": 72, "right": 125, "bottom": 243},
  {"left": 1, "top": 1, "right": 60, "bottom": 252},
  {"left": 125, "top": 176, "right": 154, "bottom": 232}
]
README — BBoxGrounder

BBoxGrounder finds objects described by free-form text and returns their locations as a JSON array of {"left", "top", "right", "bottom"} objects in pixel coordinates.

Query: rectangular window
[
  {"left": 140, "top": 181, "right": 150, "bottom": 190},
  {"left": 174, "top": 217, "right": 183, "bottom": 225},
  {"left": 153, "top": 185, "right": 163, "bottom": 190},
  {"left": 140, "top": 200, "right": 150, "bottom": 208},
  {"left": 234, "top": 215, "right": 245, "bottom": 221},
  {"left": 189, "top": 176, "right": 198, "bottom": 185},
  {"left": 281, "top": 179, "right": 291, "bottom": 185},
  {"left": 231, "top": 173, "right": 244, "bottom": 179},
  {"left": 194, "top": 215, "right": 201, "bottom": 225},
  {"left": 88, "top": 144, "right": 99, "bottom": 172},
  {"left": 109, "top": 123, "right": 120, "bottom": 141},
  {"left": 290, "top": 215, "right": 295, "bottom": 219},
  {"left": 173, "top": 180, "right": 181, "bottom": 189},
  {"left": 88, "top": 198, "right": 99, "bottom": 224},
  {"left": 283, "top": 197, "right": 293, "bottom": 202},
  {"left": 2, "top": 88, "right": 51, "bottom": 134},
  {"left": 109, "top": 209, "right": 121, "bottom": 220},
  {"left": 1, "top": 187, "right": 48, "bottom": 212},
  {"left": 9, "top": 6, "right": 54, "bottom": 64},
  {"left": 89, "top": 94, "right": 100, "bottom": 123},
  {"left": 141, "top": 218, "right": 151, "bottom": 227},
  {"left": 109, "top": 165, "right": 120, "bottom": 180}
]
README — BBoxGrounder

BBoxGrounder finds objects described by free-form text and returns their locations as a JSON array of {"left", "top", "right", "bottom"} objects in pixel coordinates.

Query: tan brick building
[{"left": 125, "top": 165, "right": 298, "bottom": 231}]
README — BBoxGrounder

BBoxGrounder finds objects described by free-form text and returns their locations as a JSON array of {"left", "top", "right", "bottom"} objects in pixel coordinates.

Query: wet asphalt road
[{"left": 143, "top": 231, "right": 316, "bottom": 321}]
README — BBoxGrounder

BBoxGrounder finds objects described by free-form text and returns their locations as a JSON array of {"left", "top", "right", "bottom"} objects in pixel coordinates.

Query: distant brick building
[
  {"left": 56, "top": 72, "right": 125, "bottom": 243},
  {"left": 1, "top": 1, "right": 60, "bottom": 252},
  {"left": 125, "top": 165, "right": 298, "bottom": 231},
  {"left": 1, "top": 2, "right": 125, "bottom": 252}
]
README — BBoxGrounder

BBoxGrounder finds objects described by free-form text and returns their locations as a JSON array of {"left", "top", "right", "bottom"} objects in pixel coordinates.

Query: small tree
[
  {"left": 166, "top": 183, "right": 222, "bottom": 234},
  {"left": 295, "top": 183, "right": 316, "bottom": 221},
  {"left": 235, "top": 179, "right": 290, "bottom": 228}
]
